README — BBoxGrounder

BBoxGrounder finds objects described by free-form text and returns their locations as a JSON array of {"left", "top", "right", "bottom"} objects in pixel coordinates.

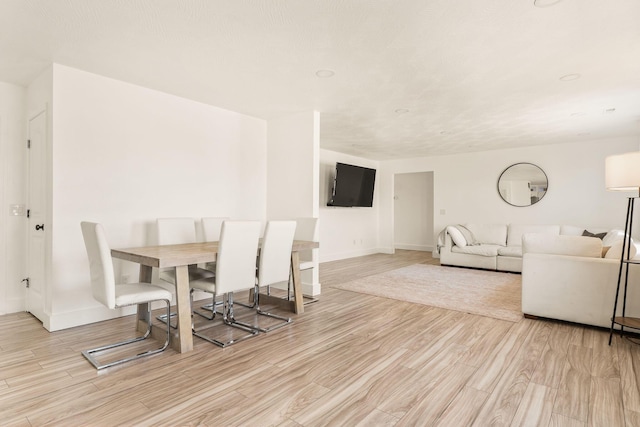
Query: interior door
[{"left": 26, "top": 111, "right": 47, "bottom": 322}]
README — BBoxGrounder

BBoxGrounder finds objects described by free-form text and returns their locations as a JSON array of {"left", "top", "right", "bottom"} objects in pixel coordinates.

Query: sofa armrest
[
  {"left": 441, "top": 232, "right": 454, "bottom": 254},
  {"left": 522, "top": 253, "right": 640, "bottom": 328}
]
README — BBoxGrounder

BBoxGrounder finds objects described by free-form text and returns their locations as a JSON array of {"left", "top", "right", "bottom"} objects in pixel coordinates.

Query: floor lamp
[{"left": 606, "top": 151, "right": 640, "bottom": 345}]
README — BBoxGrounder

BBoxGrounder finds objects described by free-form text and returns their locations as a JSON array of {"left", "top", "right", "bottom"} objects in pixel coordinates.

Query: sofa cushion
[
  {"left": 452, "top": 244, "right": 501, "bottom": 257},
  {"left": 465, "top": 224, "right": 507, "bottom": 246},
  {"left": 498, "top": 246, "right": 523, "bottom": 257},
  {"left": 447, "top": 226, "right": 467, "bottom": 247},
  {"left": 522, "top": 234, "right": 603, "bottom": 258},
  {"left": 507, "top": 224, "right": 560, "bottom": 247}
]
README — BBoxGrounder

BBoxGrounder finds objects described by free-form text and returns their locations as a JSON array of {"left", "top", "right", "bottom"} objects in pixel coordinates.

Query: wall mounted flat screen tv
[{"left": 327, "top": 162, "right": 376, "bottom": 207}]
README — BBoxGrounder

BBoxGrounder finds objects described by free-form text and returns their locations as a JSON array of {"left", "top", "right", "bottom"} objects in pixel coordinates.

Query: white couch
[
  {"left": 440, "top": 224, "right": 567, "bottom": 273},
  {"left": 522, "top": 233, "right": 640, "bottom": 328}
]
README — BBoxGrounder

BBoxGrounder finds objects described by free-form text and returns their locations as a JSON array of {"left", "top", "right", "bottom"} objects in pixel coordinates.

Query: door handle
[{"left": 35, "top": 224, "right": 44, "bottom": 231}]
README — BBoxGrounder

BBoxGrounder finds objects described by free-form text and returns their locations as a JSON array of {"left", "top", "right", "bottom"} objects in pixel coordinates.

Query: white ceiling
[{"left": 1, "top": 0, "right": 639, "bottom": 160}]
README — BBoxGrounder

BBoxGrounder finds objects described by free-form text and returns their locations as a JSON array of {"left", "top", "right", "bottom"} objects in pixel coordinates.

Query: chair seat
[
  {"left": 115, "top": 283, "right": 173, "bottom": 307},
  {"left": 190, "top": 277, "right": 216, "bottom": 294}
]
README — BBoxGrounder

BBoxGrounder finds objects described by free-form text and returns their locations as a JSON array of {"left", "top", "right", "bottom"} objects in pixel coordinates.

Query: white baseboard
[
  {"left": 377, "top": 247, "right": 395, "bottom": 254},
  {"left": 320, "top": 247, "right": 381, "bottom": 263},
  {"left": 394, "top": 244, "right": 434, "bottom": 252},
  {"left": 46, "top": 305, "right": 137, "bottom": 332},
  {"left": 1, "top": 297, "right": 25, "bottom": 315},
  {"left": 270, "top": 281, "right": 321, "bottom": 297}
]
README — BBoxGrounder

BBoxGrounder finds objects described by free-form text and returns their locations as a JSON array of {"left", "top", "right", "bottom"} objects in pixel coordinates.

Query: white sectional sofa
[
  {"left": 440, "top": 224, "right": 567, "bottom": 273},
  {"left": 521, "top": 233, "right": 640, "bottom": 328}
]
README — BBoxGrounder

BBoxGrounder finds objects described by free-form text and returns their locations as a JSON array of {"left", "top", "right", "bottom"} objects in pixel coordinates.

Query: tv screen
[{"left": 327, "top": 163, "right": 376, "bottom": 207}]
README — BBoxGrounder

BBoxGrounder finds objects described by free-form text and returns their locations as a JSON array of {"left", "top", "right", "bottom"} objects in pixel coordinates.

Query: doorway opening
[{"left": 393, "top": 171, "right": 434, "bottom": 251}]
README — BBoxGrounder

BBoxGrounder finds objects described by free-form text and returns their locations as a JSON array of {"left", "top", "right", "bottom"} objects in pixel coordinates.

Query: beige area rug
[{"left": 333, "top": 264, "right": 522, "bottom": 322}]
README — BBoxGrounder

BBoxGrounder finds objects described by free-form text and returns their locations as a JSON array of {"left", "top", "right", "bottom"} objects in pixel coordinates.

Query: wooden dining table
[{"left": 111, "top": 240, "right": 319, "bottom": 353}]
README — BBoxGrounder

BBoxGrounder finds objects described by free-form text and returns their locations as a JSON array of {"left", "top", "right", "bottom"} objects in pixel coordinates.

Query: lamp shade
[{"left": 605, "top": 152, "right": 640, "bottom": 192}]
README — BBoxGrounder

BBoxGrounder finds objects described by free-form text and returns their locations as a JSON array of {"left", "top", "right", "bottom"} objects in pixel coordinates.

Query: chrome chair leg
[
  {"left": 193, "top": 292, "right": 259, "bottom": 348},
  {"left": 82, "top": 299, "right": 171, "bottom": 370},
  {"left": 233, "top": 287, "right": 292, "bottom": 333},
  {"left": 236, "top": 283, "right": 258, "bottom": 309},
  {"left": 156, "top": 311, "right": 178, "bottom": 329},
  {"left": 194, "top": 294, "right": 219, "bottom": 321},
  {"left": 200, "top": 299, "right": 223, "bottom": 312},
  {"left": 264, "top": 277, "right": 318, "bottom": 305}
]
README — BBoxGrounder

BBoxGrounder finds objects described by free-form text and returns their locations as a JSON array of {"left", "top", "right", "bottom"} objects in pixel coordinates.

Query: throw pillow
[
  {"left": 456, "top": 224, "right": 478, "bottom": 245},
  {"left": 605, "top": 239, "right": 638, "bottom": 260},
  {"left": 447, "top": 226, "right": 467, "bottom": 247},
  {"left": 582, "top": 230, "right": 607, "bottom": 240},
  {"left": 603, "top": 229, "right": 625, "bottom": 247}
]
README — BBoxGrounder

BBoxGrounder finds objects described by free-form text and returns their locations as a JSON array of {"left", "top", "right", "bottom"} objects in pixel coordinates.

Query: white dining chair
[
  {"left": 156, "top": 217, "right": 215, "bottom": 327},
  {"left": 190, "top": 220, "right": 262, "bottom": 347},
  {"left": 80, "top": 222, "right": 172, "bottom": 370},
  {"left": 198, "top": 217, "right": 230, "bottom": 313},
  {"left": 271, "top": 217, "right": 318, "bottom": 303},
  {"left": 248, "top": 220, "right": 296, "bottom": 332}
]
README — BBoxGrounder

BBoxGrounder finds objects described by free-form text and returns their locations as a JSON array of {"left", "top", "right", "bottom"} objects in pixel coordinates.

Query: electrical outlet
[{"left": 10, "top": 204, "right": 26, "bottom": 216}]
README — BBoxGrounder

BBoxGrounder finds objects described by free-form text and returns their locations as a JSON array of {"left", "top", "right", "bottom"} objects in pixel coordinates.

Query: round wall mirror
[{"left": 498, "top": 163, "right": 548, "bottom": 207}]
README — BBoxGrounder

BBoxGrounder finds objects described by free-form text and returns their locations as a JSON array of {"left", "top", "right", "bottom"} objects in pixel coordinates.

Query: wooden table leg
[
  {"left": 136, "top": 265, "right": 153, "bottom": 326},
  {"left": 174, "top": 265, "right": 193, "bottom": 353},
  {"left": 291, "top": 251, "right": 304, "bottom": 314}
]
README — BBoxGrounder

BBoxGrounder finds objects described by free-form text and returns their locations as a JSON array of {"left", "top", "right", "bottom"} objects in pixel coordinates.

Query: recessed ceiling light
[
  {"left": 395, "top": 108, "right": 410, "bottom": 114},
  {"left": 534, "top": 0, "right": 563, "bottom": 7},
  {"left": 315, "top": 69, "right": 335, "bottom": 78},
  {"left": 559, "top": 73, "right": 581, "bottom": 81}
]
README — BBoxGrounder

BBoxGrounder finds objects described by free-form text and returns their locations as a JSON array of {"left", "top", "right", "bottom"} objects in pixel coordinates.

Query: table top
[{"left": 111, "top": 240, "right": 319, "bottom": 269}]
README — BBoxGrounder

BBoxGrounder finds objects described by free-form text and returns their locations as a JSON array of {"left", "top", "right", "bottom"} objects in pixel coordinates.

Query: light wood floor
[{"left": 1, "top": 250, "right": 639, "bottom": 426}]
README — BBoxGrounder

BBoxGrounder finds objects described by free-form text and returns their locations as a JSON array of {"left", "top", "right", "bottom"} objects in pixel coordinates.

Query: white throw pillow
[
  {"left": 603, "top": 229, "right": 625, "bottom": 247},
  {"left": 604, "top": 239, "right": 638, "bottom": 260},
  {"left": 447, "top": 226, "right": 467, "bottom": 247}
]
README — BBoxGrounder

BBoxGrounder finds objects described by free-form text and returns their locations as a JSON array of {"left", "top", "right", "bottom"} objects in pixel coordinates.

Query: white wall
[
  {"left": 267, "top": 111, "right": 320, "bottom": 294},
  {"left": 319, "top": 149, "right": 380, "bottom": 262},
  {"left": 267, "top": 111, "right": 319, "bottom": 219},
  {"left": 29, "top": 64, "right": 268, "bottom": 330},
  {"left": 394, "top": 172, "right": 434, "bottom": 251},
  {"left": 0, "top": 81, "right": 27, "bottom": 315},
  {"left": 379, "top": 137, "right": 640, "bottom": 253}
]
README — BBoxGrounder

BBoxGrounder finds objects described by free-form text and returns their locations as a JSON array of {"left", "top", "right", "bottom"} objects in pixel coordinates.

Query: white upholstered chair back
[
  {"left": 81, "top": 222, "right": 116, "bottom": 309},
  {"left": 258, "top": 221, "right": 297, "bottom": 287},
  {"left": 215, "top": 221, "right": 261, "bottom": 295}
]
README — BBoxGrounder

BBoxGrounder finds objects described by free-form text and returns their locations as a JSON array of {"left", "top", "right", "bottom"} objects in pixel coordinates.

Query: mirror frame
[{"left": 497, "top": 162, "right": 548, "bottom": 207}]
